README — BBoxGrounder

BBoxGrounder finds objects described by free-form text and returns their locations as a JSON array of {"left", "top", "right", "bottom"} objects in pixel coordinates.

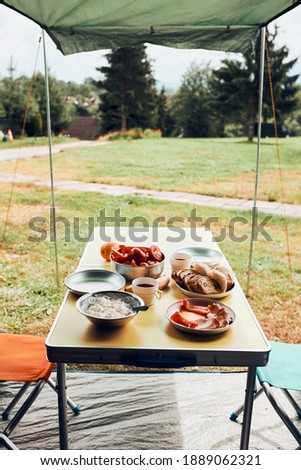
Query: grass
[
  {"left": 0, "top": 182, "right": 300, "bottom": 346},
  {"left": 1, "top": 137, "right": 300, "bottom": 203},
  {"left": 0, "top": 136, "right": 78, "bottom": 149}
]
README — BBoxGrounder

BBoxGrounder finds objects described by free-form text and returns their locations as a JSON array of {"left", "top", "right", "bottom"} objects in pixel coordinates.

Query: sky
[{"left": 0, "top": 5, "right": 300, "bottom": 90}]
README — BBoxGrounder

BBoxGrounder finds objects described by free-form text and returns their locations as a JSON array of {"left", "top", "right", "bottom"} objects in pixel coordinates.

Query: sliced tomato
[
  {"left": 148, "top": 245, "right": 163, "bottom": 262},
  {"left": 130, "top": 259, "right": 137, "bottom": 266},
  {"left": 129, "top": 247, "right": 148, "bottom": 265},
  {"left": 119, "top": 244, "right": 135, "bottom": 254},
  {"left": 111, "top": 249, "right": 129, "bottom": 264}
]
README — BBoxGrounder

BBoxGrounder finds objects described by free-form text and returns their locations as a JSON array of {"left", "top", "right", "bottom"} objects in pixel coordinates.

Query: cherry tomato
[{"left": 148, "top": 245, "right": 163, "bottom": 262}]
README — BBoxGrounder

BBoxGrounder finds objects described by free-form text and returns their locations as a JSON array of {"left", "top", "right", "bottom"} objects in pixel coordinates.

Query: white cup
[
  {"left": 170, "top": 252, "right": 192, "bottom": 273},
  {"left": 132, "top": 277, "right": 162, "bottom": 305}
]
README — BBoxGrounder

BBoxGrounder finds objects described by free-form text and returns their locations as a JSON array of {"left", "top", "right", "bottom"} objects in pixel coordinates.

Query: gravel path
[{"left": 0, "top": 140, "right": 108, "bottom": 162}]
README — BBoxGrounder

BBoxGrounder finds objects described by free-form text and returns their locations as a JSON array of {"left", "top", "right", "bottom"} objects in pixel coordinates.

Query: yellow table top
[{"left": 46, "top": 227, "right": 270, "bottom": 367}]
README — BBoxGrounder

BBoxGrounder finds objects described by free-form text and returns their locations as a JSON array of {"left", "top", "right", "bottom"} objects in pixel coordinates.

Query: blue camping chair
[{"left": 230, "top": 341, "right": 301, "bottom": 447}]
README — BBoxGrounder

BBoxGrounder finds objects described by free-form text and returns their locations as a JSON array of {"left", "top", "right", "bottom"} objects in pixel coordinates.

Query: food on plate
[
  {"left": 172, "top": 269, "right": 221, "bottom": 295},
  {"left": 193, "top": 262, "right": 210, "bottom": 276},
  {"left": 172, "top": 263, "right": 234, "bottom": 294},
  {"left": 213, "top": 265, "right": 235, "bottom": 291},
  {"left": 209, "top": 269, "right": 228, "bottom": 293},
  {"left": 100, "top": 242, "right": 120, "bottom": 261},
  {"left": 181, "top": 298, "right": 210, "bottom": 315},
  {"left": 170, "top": 311, "right": 199, "bottom": 329},
  {"left": 170, "top": 299, "right": 234, "bottom": 330},
  {"left": 111, "top": 244, "right": 164, "bottom": 267}
]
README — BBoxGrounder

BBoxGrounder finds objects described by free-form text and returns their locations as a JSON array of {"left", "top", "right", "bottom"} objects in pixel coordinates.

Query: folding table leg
[
  {"left": 240, "top": 366, "right": 256, "bottom": 450},
  {"left": 57, "top": 363, "right": 69, "bottom": 450}
]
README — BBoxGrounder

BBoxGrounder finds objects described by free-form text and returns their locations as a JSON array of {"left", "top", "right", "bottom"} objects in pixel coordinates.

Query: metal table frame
[{"left": 46, "top": 227, "right": 270, "bottom": 450}]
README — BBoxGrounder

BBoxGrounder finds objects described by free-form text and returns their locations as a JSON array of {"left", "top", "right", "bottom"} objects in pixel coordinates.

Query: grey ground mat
[{"left": 0, "top": 371, "right": 300, "bottom": 450}]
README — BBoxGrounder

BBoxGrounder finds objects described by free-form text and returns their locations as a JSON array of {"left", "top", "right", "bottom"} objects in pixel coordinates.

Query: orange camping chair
[{"left": 0, "top": 333, "right": 80, "bottom": 450}]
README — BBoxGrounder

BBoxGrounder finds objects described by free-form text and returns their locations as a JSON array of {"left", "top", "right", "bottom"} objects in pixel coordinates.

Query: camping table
[{"left": 46, "top": 227, "right": 270, "bottom": 450}]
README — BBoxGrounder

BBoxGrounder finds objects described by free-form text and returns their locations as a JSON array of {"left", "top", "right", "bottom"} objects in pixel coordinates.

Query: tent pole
[
  {"left": 246, "top": 27, "right": 266, "bottom": 296},
  {"left": 42, "top": 29, "right": 59, "bottom": 287}
]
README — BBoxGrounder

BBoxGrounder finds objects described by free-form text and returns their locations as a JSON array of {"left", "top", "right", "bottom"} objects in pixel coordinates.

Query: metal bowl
[
  {"left": 111, "top": 254, "right": 165, "bottom": 281},
  {"left": 76, "top": 290, "right": 145, "bottom": 328},
  {"left": 65, "top": 269, "right": 126, "bottom": 296}
]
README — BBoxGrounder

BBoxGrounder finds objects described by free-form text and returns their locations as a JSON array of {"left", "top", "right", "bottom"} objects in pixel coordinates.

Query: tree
[
  {"left": 61, "top": 79, "right": 99, "bottom": 117},
  {"left": 32, "top": 73, "right": 74, "bottom": 135},
  {"left": 0, "top": 72, "right": 74, "bottom": 137},
  {"left": 96, "top": 45, "right": 157, "bottom": 133},
  {"left": 155, "top": 87, "right": 174, "bottom": 137},
  {"left": 0, "top": 75, "right": 41, "bottom": 136},
  {"left": 284, "top": 86, "right": 301, "bottom": 136},
  {"left": 210, "top": 27, "right": 299, "bottom": 142},
  {"left": 171, "top": 63, "right": 214, "bottom": 137}
]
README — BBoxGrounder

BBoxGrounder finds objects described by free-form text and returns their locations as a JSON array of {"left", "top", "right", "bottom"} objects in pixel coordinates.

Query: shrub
[{"left": 101, "top": 128, "right": 162, "bottom": 141}]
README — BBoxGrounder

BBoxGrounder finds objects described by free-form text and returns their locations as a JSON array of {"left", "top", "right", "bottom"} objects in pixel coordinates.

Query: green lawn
[{"left": 1, "top": 137, "right": 300, "bottom": 204}]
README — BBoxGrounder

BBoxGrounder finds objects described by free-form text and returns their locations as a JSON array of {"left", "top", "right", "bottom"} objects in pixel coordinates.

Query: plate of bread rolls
[{"left": 172, "top": 262, "right": 235, "bottom": 299}]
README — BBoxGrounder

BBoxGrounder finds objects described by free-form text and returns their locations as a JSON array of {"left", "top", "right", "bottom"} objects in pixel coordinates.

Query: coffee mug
[
  {"left": 170, "top": 252, "right": 192, "bottom": 273},
  {"left": 132, "top": 277, "right": 162, "bottom": 305}
]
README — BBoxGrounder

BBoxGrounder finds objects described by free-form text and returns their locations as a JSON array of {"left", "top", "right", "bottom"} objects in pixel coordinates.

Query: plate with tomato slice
[{"left": 166, "top": 298, "right": 236, "bottom": 336}]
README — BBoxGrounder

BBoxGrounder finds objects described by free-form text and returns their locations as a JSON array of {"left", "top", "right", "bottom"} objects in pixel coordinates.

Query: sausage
[{"left": 181, "top": 299, "right": 210, "bottom": 316}]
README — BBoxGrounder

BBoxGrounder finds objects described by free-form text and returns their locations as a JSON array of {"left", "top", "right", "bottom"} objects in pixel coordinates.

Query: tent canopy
[{"left": 2, "top": 0, "right": 301, "bottom": 54}]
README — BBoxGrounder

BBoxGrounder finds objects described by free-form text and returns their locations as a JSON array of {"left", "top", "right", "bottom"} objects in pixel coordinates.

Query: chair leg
[
  {"left": 2, "top": 383, "right": 31, "bottom": 420},
  {"left": 230, "top": 386, "right": 264, "bottom": 421},
  {"left": 0, "top": 432, "right": 18, "bottom": 450},
  {"left": 1, "top": 377, "right": 80, "bottom": 449},
  {"left": 3, "top": 379, "right": 47, "bottom": 438},
  {"left": 261, "top": 382, "right": 301, "bottom": 447},
  {"left": 47, "top": 378, "right": 80, "bottom": 415},
  {"left": 2, "top": 379, "right": 80, "bottom": 421},
  {"left": 281, "top": 389, "right": 301, "bottom": 419}
]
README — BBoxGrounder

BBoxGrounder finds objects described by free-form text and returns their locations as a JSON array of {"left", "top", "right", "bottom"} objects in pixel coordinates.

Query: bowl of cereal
[{"left": 76, "top": 290, "right": 147, "bottom": 327}]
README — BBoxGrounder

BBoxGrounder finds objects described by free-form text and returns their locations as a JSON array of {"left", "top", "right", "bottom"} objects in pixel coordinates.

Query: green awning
[{"left": 2, "top": 0, "right": 301, "bottom": 54}]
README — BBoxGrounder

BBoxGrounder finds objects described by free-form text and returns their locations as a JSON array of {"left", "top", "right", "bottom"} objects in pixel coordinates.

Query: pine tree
[
  {"left": 97, "top": 45, "right": 157, "bottom": 133},
  {"left": 210, "top": 27, "right": 299, "bottom": 142},
  {"left": 156, "top": 87, "right": 174, "bottom": 137}
]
